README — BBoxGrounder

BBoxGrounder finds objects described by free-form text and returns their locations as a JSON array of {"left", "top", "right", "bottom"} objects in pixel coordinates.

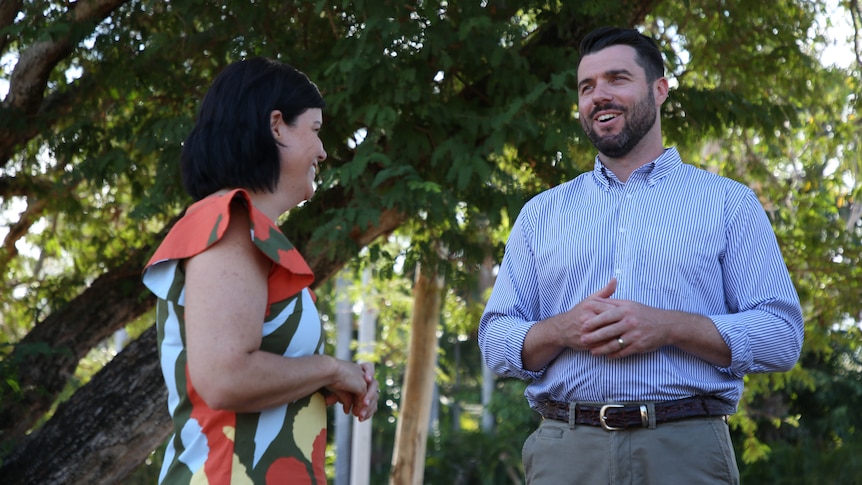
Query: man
[{"left": 478, "top": 26, "right": 803, "bottom": 484}]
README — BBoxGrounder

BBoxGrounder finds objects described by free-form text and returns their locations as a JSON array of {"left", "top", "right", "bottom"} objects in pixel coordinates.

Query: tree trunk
[
  {"left": 0, "top": 0, "right": 656, "bottom": 478},
  {"left": 389, "top": 264, "right": 444, "bottom": 485},
  {"left": 0, "top": 208, "right": 406, "bottom": 483},
  {"left": 0, "top": 325, "right": 170, "bottom": 485},
  {"left": 0, "top": 242, "right": 162, "bottom": 447}
]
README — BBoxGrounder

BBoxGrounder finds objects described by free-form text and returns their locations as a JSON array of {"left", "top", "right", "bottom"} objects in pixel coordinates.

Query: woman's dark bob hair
[{"left": 181, "top": 57, "right": 325, "bottom": 201}]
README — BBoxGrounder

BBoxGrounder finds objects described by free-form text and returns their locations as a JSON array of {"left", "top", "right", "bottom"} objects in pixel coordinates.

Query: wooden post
[
  {"left": 351, "top": 269, "right": 377, "bottom": 485},
  {"left": 389, "top": 263, "right": 444, "bottom": 485},
  {"left": 334, "top": 273, "right": 353, "bottom": 485},
  {"left": 479, "top": 256, "right": 496, "bottom": 433}
]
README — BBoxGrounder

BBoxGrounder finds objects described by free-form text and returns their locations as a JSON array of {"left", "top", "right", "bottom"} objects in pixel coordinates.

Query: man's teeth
[{"left": 598, "top": 114, "right": 616, "bottom": 122}]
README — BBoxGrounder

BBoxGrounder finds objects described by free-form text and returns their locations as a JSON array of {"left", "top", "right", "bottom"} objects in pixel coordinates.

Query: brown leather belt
[{"left": 535, "top": 395, "right": 734, "bottom": 431}]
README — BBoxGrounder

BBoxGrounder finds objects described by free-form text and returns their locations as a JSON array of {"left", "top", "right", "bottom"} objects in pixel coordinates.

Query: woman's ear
[{"left": 270, "top": 110, "right": 284, "bottom": 139}]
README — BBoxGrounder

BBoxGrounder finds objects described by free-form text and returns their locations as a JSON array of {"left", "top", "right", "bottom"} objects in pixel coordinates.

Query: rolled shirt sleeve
[
  {"left": 478, "top": 211, "right": 545, "bottom": 381},
  {"left": 710, "top": 191, "right": 804, "bottom": 377},
  {"left": 477, "top": 147, "right": 803, "bottom": 405}
]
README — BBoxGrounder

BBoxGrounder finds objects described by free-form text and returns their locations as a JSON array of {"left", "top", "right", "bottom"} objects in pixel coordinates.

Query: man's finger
[{"left": 591, "top": 278, "right": 617, "bottom": 299}]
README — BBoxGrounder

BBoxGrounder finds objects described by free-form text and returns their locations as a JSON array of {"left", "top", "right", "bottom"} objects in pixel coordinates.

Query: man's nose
[{"left": 591, "top": 82, "right": 613, "bottom": 103}]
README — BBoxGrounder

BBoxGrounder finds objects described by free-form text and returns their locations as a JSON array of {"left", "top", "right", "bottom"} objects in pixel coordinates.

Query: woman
[{"left": 143, "top": 57, "right": 378, "bottom": 484}]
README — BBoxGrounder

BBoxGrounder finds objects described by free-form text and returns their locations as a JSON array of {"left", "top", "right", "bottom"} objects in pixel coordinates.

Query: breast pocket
[{"left": 632, "top": 222, "right": 717, "bottom": 304}]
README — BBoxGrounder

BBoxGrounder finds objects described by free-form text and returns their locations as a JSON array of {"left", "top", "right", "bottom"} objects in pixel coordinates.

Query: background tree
[{"left": 1, "top": 0, "right": 860, "bottom": 483}]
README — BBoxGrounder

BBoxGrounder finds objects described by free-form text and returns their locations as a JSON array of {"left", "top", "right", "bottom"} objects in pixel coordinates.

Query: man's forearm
[
  {"left": 666, "top": 310, "right": 731, "bottom": 367},
  {"left": 522, "top": 315, "right": 568, "bottom": 372}
]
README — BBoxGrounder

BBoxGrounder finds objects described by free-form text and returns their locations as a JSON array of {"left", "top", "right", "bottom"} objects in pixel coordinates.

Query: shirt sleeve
[
  {"left": 710, "top": 190, "right": 804, "bottom": 377},
  {"left": 478, "top": 207, "right": 545, "bottom": 380}
]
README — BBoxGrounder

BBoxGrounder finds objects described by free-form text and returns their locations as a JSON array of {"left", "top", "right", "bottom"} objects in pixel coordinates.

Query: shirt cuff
[
  {"left": 709, "top": 314, "right": 751, "bottom": 377},
  {"left": 507, "top": 320, "right": 546, "bottom": 379}
]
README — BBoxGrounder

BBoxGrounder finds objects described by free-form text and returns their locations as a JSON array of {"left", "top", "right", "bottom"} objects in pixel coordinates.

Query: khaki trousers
[{"left": 522, "top": 416, "right": 739, "bottom": 485}]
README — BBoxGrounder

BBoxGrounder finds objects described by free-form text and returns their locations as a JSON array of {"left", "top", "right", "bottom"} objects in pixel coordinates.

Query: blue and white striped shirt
[{"left": 478, "top": 148, "right": 804, "bottom": 409}]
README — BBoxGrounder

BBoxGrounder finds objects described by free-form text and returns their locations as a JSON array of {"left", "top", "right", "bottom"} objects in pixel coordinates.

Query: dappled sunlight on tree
[{"left": 0, "top": 0, "right": 860, "bottom": 483}]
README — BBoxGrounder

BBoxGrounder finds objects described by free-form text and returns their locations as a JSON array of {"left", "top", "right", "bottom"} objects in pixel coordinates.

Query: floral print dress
[{"left": 143, "top": 189, "right": 327, "bottom": 484}]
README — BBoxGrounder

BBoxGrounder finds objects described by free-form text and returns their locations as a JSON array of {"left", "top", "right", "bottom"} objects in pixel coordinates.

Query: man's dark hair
[
  {"left": 578, "top": 27, "right": 665, "bottom": 82},
  {"left": 181, "top": 57, "right": 326, "bottom": 201}
]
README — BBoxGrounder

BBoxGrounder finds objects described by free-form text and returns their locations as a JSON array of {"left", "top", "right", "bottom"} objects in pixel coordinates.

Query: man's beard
[{"left": 581, "top": 89, "right": 657, "bottom": 158}]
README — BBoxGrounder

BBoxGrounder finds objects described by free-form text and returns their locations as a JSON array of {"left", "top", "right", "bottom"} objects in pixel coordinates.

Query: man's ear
[
  {"left": 654, "top": 77, "right": 670, "bottom": 106},
  {"left": 270, "top": 110, "right": 284, "bottom": 139}
]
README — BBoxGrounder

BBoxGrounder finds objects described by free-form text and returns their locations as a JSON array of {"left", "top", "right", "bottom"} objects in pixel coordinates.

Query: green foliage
[
  {"left": 2, "top": 0, "right": 861, "bottom": 480},
  {"left": 634, "top": 0, "right": 862, "bottom": 464},
  {"left": 736, "top": 326, "right": 862, "bottom": 482},
  {"left": 0, "top": 342, "right": 70, "bottom": 403}
]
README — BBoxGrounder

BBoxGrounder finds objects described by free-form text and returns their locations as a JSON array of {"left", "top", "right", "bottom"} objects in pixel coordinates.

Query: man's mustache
[{"left": 589, "top": 104, "right": 627, "bottom": 119}]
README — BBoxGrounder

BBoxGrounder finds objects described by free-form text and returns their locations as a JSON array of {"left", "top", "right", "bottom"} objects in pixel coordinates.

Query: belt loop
[
  {"left": 646, "top": 402, "right": 656, "bottom": 429},
  {"left": 568, "top": 402, "right": 577, "bottom": 429}
]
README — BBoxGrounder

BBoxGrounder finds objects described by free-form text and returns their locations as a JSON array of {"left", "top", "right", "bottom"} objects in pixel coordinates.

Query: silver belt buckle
[{"left": 599, "top": 404, "right": 625, "bottom": 431}]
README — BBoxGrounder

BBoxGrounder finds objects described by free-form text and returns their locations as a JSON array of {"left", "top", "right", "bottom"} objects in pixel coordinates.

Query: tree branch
[
  {"left": 0, "top": 0, "right": 128, "bottom": 167},
  {"left": 0, "top": 201, "right": 406, "bottom": 483},
  {"left": 0, "top": 0, "right": 22, "bottom": 55},
  {"left": 0, "top": 326, "right": 170, "bottom": 485},
  {"left": 851, "top": 0, "right": 862, "bottom": 68}
]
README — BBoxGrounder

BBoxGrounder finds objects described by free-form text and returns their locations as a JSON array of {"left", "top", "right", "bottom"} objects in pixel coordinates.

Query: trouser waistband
[{"left": 535, "top": 395, "right": 734, "bottom": 430}]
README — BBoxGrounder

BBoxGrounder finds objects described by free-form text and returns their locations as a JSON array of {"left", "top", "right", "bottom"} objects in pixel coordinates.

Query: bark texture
[
  {"left": 1, "top": 326, "right": 169, "bottom": 485},
  {"left": 0, "top": 208, "right": 405, "bottom": 484},
  {"left": 0, "top": 0, "right": 657, "bottom": 480},
  {"left": 389, "top": 265, "right": 444, "bottom": 485}
]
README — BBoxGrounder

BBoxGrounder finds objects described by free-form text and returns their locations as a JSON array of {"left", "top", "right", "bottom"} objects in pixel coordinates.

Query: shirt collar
[{"left": 591, "top": 147, "right": 682, "bottom": 189}]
